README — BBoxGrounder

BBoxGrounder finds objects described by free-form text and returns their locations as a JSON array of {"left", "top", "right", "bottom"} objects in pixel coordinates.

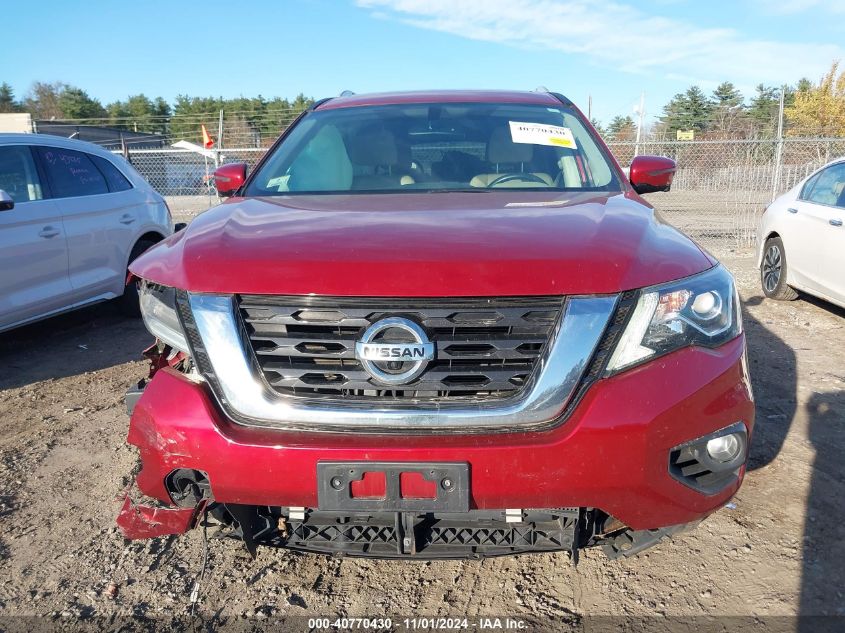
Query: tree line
[
  {"left": 2, "top": 62, "right": 844, "bottom": 145},
  {"left": 0, "top": 81, "right": 313, "bottom": 147},
  {"left": 594, "top": 62, "right": 845, "bottom": 141}
]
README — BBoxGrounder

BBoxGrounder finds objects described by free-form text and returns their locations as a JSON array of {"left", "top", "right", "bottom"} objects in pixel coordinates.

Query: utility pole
[
  {"left": 771, "top": 87, "right": 785, "bottom": 202},
  {"left": 587, "top": 95, "right": 592, "bottom": 121},
  {"left": 216, "top": 108, "right": 224, "bottom": 168},
  {"left": 634, "top": 92, "right": 645, "bottom": 158}
]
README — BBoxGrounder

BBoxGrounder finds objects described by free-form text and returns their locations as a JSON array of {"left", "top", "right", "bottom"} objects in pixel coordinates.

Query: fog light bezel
[{"left": 669, "top": 422, "right": 748, "bottom": 495}]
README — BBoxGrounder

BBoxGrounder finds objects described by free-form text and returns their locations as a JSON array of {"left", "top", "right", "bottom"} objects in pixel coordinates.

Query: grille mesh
[{"left": 238, "top": 295, "right": 563, "bottom": 402}]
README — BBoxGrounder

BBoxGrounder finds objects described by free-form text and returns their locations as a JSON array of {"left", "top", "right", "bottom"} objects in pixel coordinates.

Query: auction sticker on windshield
[{"left": 509, "top": 121, "right": 578, "bottom": 149}]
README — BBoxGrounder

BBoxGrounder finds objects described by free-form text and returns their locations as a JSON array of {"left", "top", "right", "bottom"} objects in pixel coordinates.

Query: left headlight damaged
[{"left": 130, "top": 281, "right": 195, "bottom": 412}]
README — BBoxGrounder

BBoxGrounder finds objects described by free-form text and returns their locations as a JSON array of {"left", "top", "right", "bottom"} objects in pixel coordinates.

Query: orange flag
[{"left": 201, "top": 124, "right": 214, "bottom": 149}]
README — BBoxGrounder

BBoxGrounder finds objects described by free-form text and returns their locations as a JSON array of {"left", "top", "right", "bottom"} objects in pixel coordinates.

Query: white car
[
  {"left": 0, "top": 134, "right": 174, "bottom": 332},
  {"left": 758, "top": 158, "right": 845, "bottom": 309}
]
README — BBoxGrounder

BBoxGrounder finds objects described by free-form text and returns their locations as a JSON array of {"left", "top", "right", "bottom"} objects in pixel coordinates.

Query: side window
[
  {"left": 37, "top": 147, "right": 109, "bottom": 198},
  {"left": 91, "top": 155, "right": 133, "bottom": 192},
  {"left": 0, "top": 145, "right": 44, "bottom": 202},
  {"left": 802, "top": 163, "right": 845, "bottom": 207}
]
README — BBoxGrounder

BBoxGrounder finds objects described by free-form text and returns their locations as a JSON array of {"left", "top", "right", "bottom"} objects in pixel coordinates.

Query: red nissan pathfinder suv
[{"left": 118, "top": 90, "right": 753, "bottom": 560}]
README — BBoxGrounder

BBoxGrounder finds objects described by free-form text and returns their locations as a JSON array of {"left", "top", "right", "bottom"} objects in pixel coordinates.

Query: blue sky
[{"left": 2, "top": 0, "right": 843, "bottom": 125}]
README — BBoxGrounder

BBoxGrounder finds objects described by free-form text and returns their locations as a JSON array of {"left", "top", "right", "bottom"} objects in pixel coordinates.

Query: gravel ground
[{"left": 0, "top": 231, "right": 843, "bottom": 629}]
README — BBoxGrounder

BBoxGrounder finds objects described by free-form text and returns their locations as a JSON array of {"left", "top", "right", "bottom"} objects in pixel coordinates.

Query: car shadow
[
  {"left": 0, "top": 300, "right": 152, "bottom": 391},
  {"left": 745, "top": 293, "right": 845, "bottom": 623},
  {"left": 743, "top": 296, "right": 796, "bottom": 471},
  {"left": 801, "top": 388, "right": 845, "bottom": 623}
]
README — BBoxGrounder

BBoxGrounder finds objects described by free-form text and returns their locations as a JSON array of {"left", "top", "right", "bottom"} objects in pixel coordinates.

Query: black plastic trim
[
  {"left": 309, "top": 97, "right": 334, "bottom": 111},
  {"left": 548, "top": 91, "right": 573, "bottom": 107},
  {"left": 668, "top": 421, "right": 748, "bottom": 495},
  {"left": 223, "top": 506, "right": 581, "bottom": 559},
  {"left": 317, "top": 461, "right": 469, "bottom": 513}
]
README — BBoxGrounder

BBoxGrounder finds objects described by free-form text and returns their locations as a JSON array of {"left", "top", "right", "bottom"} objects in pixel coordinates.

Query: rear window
[
  {"left": 246, "top": 102, "right": 619, "bottom": 196},
  {"left": 37, "top": 147, "right": 109, "bottom": 198},
  {"left": 91, "top": 155, "right": 133, "bottom": 192}
]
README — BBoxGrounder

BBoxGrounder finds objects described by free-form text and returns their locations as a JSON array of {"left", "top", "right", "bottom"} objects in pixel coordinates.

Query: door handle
[
  {"left": 831, "top": 218, "right": 843, "bottom": 227},
  {"left": 39, "top": 226, "right": 60, "bottom": 238},
  {"left": 787, "top": 207, "right": 798, "bottom": 214},
  {"left": 119, "top": 214, "right": 136, "bottom": 225}
]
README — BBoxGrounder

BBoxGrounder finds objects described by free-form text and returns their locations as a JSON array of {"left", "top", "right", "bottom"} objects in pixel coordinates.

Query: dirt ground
[{"left": 0, "top": 240, "right": 843, "bottom": 630}]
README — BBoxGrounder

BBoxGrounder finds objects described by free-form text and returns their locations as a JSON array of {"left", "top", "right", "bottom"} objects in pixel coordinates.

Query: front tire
[
  {"left": 761, "top": 236, "right": 798, "bottom": 301},
  {"left": 120, "top": 239, "right": 156, "bottom": 316}
]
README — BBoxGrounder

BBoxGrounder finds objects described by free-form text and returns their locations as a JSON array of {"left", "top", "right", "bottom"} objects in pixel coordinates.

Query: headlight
[
  {"left": 139, "top": 281, "right": 189, "bottom": 353},
  {"left": 606, "top": 265, "right": 741, "bottom": 373}
]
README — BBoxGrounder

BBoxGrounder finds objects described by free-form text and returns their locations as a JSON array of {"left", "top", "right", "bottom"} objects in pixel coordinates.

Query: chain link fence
[
  {"left": 609, "top": 137, "right": 845, "bottom": 247},
  {"left": 123, "top": 148, "right": 266, "bottom": 196},
  {"left": 120, "top": 137, "right": 845, "bottom": 249}
]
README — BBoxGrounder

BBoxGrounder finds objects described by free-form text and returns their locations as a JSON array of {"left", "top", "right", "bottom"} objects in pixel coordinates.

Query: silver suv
[{"left": 0, "top": 134, "right": 173, "bottom": 332}]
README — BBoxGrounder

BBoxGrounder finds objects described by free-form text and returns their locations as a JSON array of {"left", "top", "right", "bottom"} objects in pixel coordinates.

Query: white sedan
[{"left": 758, "top": 158, "right": 845, "bottom": 309}]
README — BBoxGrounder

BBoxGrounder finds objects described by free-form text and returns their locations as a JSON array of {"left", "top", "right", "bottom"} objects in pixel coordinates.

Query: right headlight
[
  {"left": 138, "top": 280, "right": 189, "bottom": 354},
  {"left": 606, "top": 265, "right": 741, "bottom": 373}
]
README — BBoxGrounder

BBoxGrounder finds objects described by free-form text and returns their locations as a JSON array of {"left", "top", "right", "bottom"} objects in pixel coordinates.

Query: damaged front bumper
[
  {"left": 116, "top": 495, "right": 205, "bottom": 540},
  {"left": 115, "top": 335, "right": 752, "bottom": 559}
]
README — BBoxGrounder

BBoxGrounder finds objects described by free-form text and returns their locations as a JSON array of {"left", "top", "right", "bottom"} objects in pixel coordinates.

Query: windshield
[{"left": 245, "top": 102, "right": 620, "bottom": 196}]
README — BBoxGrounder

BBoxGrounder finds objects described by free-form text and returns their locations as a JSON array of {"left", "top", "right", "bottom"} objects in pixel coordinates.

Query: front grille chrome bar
[{"left": 187, "top": 293, "right": 617, "bottom": 433}]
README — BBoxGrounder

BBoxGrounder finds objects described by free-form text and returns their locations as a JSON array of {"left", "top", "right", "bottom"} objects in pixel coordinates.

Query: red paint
[
  {"left": 630, "top": 155, "right": 677, "bottom": 192},
  {"left": 316, "top": 90, "right": 563, "bottom": 111},
  {"left": 350, "top": 472, "right": 387, "bottom": 499},
  {"left": 213, "top": 162, "right": 247, "bottom": 197},
  {"left": 122, "top": 335, "right": 753, "bottom": 537},
  {"left": 130, "top": 191, "right": 711, "bottom": 297},
  {"left": 120, "top": 91, "right": 750, "bottom": 546},
  {"left": 400, "top": 472, "right": 437, "bottom": 499},
  {"left": 116, "top": 495, "right": 203, "bottom": 539}
]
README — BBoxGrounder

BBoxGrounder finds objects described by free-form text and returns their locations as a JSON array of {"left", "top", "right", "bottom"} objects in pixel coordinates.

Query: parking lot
[{"left": 0, "top": 195, "right": 843, "bottom": 628}]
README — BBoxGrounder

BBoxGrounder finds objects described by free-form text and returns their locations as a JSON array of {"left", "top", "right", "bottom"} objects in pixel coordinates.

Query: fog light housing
[
  {"left": 705, "top": 433, "right": 741, "bottom": 462},
  {"left": 669, "top": 422, "right": 748, "bottom": 494}
]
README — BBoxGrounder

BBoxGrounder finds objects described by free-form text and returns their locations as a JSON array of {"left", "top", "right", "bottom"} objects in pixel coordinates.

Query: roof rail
[
  {"left": 534, "top": 87, "right": 573, "bottom": 106},
  {"left": 549, "top": 92, "right": 574, "bottom": 107},
  {"left": 308, "top": 97, "right": 334, "bottom": 111}
]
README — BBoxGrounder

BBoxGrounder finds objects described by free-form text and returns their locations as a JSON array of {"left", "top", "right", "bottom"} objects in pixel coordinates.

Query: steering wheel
[{"left": 486, "top": 173, "right": 549, "bottom": 188}]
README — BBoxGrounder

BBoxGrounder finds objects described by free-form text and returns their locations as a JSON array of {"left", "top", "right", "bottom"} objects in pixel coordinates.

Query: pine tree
[
  {"left": 748, "top": 84, "right": 780, "bottom": 134},
  {"left": 56, "top": 87, "right": 106, "bottom": 121},
  {"left": 712, "top": 82, "right": 743, "bottom": 108},
  {"left": 0, "top": 82, "right": 18, "bottom": 113},
  {"left": 660, "top": 86, "right": 712, "bottom": 134},
  {"left": 709, "top": 82, "right": 745, "bottom": 136},
  {"left": 606, "top": 115, "right": 636, "bottom": 141}
]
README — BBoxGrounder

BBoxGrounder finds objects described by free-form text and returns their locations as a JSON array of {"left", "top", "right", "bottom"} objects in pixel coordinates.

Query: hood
[{"left": 131, "top": 191, "right": 714, "bottom": 297}]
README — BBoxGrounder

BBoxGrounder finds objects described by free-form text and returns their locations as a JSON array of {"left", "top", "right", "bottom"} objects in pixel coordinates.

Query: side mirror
[
  {"left": 629, "top": 155, "right": 676, "bottom": 194},
  {"left": 213, "top": 162, "right": 247, "bottom": 197},
  {"left": 0, "top": 190, "right": 14, "bottom": 211}
]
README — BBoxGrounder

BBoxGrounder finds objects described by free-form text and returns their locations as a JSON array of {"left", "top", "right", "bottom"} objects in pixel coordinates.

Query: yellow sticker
[{"left": 509, "top": 121, "right": 577, "bottom": 150}]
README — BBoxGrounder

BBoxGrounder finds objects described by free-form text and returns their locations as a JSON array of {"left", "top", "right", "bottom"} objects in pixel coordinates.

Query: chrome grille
[{"left": 238, "top": 296, "right": 563, "bottom": 402}]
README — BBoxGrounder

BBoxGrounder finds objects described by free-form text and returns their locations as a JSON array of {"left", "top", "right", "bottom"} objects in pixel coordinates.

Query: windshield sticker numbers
[{"left": 509, "top": 122, "right": 578, "bottom": 150}]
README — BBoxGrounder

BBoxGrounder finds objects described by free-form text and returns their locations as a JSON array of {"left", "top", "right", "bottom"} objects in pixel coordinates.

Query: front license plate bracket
[{"left": 317, "top": 461, "right": 469, "bottom": 513}]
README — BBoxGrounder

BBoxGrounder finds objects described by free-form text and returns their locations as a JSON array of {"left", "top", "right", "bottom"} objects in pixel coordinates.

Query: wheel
[
  {"left": 761, "top": 236, "right": 798, "bottom": 301},
  {"left": 120, "top": 239, "right": 156, "bottom": 316}
]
